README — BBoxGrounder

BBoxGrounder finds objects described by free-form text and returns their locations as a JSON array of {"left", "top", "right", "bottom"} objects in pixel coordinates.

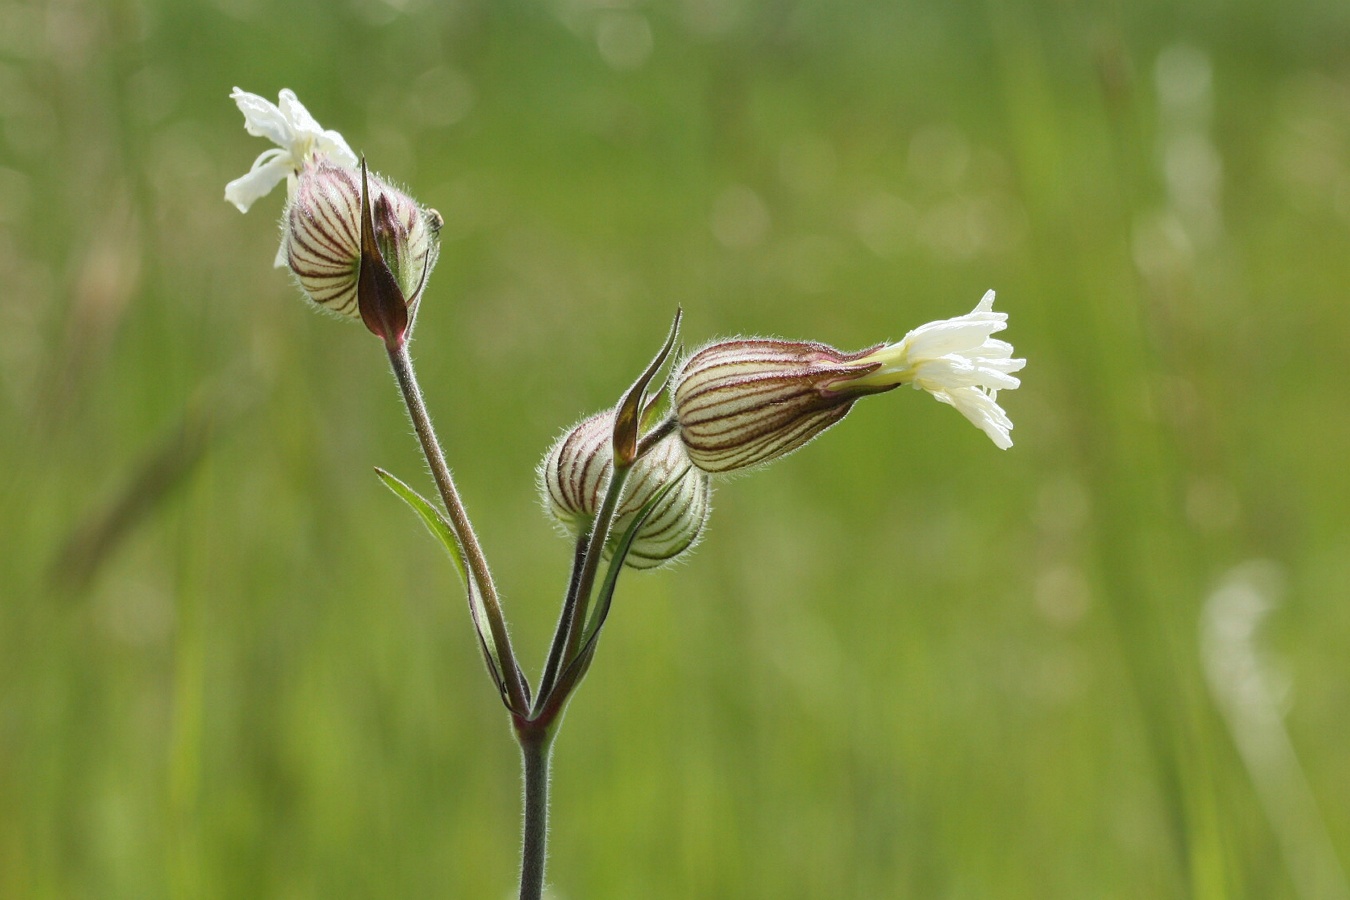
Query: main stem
[
  {"left": 518, "top": 729, "right": 553, "bottom": 900},
  {"left": 387, "top": 340, "right": 553, "bottom": 897},
  {"left": 386, "top": 340, "right": 528, "bottom": 712}
]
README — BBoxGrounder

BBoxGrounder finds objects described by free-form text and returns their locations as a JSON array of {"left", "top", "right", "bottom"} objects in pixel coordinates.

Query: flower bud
[
  {"left": 283, "top": 160, "right": 441, "bottom": 319},
  {"left": 672, "top": 339, "right": 888, "bottom": 473},
  {"left": 540, "top": 409, "right": 712, "bottom": 569}
]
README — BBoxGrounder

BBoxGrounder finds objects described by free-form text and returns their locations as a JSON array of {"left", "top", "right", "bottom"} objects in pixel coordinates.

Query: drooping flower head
[
  {"left": 285, "top": 159, "right": 441, "bottom": 322},
  {"left": 226, "top": 87, "right": 441, "bottom": 339},
  {"left": 673, "top": 291, "right": 1025, "bottom": 473}
]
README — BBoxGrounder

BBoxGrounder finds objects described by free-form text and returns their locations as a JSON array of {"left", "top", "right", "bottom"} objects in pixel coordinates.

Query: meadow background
[{"left": 2, "top": 0, "right": 1349, "bottom": 896}]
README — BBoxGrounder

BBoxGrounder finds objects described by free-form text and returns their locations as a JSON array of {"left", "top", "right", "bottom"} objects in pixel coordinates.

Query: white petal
[
  {"left": 276, "top": 90, "right": 357, "bottom": 167},
  {"left": 276, "top": 89, "right": 322, "bottom": 136},
  {"left": 980, "top": 338, "right": 1017, "bottom": 359},
  {"left": 903, "top": 313, "right": 1007, "bottom": 360},
  {"left": 983, "top": 355, "right": 1026, "bottom": 378},
  {"left": 914, "top": 356, "right": 1022, "bottom": 393},
  {"left": 908, "top": 290, "right": 1004, "bottom": 357},
  {"left": 230, "top": 87, "right": 295, "bottom": 148},
  {"left": 224, "top": 150, "right": 292, "bottom": 213},
  {"left": 935, "top": 386, "right": 1015, "bottom": 449},
  {"left": 314, "top": 129, "right": 358, "bottom": 169}
]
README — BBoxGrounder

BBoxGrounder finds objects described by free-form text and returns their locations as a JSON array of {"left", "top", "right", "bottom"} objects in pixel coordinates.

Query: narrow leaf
[
  {"left": 375, "top": 467, "right": 467, "bottom": 580},
  {"left": 375, "top": 467, "right": 509, "bottom": 702}
]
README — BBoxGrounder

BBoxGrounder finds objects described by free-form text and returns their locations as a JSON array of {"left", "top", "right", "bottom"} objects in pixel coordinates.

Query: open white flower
[
  {"left": 672, "top": 289, "right": 1025, "bottom": 473},
  {"left": 224, "top": 87, "right": 358, "bottom": 217},
  {"left": 848, "top": 290, "right": 1025, "bottom": 448}
]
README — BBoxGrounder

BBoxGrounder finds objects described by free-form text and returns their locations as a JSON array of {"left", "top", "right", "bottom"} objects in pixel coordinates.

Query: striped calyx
[
  {"left": 284, "top": 160, "right": 441, "bottom": 319},
  {"left": 541, "top": 409, "right": 712, "bottom": 569},
  {"left": 673, "top": 339, "right": 894, "bottom": 473}
]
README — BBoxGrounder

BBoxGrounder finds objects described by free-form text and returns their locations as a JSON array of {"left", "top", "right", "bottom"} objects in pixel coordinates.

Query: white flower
[
  {"left": 850, "top": 290, "right": 1026, "bottom": 448},
  {"left": 670, "top": 290, "right": 1026, "bottom": 473},
  {"left": 224, "top": 87, "right": 358, "bottom": 216}
]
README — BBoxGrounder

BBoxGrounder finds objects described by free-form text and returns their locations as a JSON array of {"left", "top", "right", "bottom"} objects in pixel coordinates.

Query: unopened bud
[
  {"left": 284, "top": 160, "right": 441, "bottom": 319},
  {"left": 541, "top": 409, "right": 712, "bottom": 569}
]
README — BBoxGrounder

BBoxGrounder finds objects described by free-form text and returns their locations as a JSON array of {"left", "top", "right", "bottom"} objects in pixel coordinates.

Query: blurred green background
[{"left": 3, "top": 0, "right": 1349, "bottom": 896}]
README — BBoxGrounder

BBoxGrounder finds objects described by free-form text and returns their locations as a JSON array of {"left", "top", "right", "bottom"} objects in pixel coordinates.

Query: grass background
[{"left": 2, "top": 0, "right": 1349, "bottom": 896}]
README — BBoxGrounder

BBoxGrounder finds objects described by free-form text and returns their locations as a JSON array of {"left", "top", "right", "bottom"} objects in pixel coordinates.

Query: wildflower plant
[{"left": 227, "top": 87, "right": 1025, "bottom": 899}]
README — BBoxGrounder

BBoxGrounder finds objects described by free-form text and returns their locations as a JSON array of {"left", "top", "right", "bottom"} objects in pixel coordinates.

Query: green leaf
[
  {"left": 375, "top": 467, "right": 509, "bottom": 702},
  {"left": 375, "top": 467, "right": 467, "bottom": 581}
]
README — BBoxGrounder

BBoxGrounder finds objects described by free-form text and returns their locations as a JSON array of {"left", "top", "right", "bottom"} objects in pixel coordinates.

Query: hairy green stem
[
  {"left": 535, "top": 535, "right": 591, "bottom": 713},
  {"left": 635, "top": 415, "right": 677, "bottom": 457},
  {"left": 387, "top": 341, "right": 528, "bottom": 713},
  {"left": 556, "top": 465, "right": 630, "bottom": 691},
  {"left": 518, "top": 730, "right": 553, "bottom": 900}
]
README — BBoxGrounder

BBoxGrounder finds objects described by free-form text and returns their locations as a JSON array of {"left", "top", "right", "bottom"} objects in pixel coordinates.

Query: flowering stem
[
  {"left": 517, "top": 727, "right": 553, "bottom": 900},
  {"left": 549, "top": 464, "right": 630, "bottom": 707},
  {"left": 535, "top": 535, "right": 591, "bottom": 712},
  {"left": 636, "top": 415, "right": 677, "bottom": 457},
  {"left": 386, "top": 340, "right": 528, "bottom": 713}
]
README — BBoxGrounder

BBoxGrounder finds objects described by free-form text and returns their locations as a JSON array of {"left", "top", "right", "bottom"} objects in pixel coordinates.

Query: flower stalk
[
  {"left": 534, "top": 309, "right": 683, "bottom": 715},
  {"left": 386, "top": 340, "right": 530, "bottom": 714},
  {"left": 229, "top": 86, "right": 1027, "bottom": 900}
]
